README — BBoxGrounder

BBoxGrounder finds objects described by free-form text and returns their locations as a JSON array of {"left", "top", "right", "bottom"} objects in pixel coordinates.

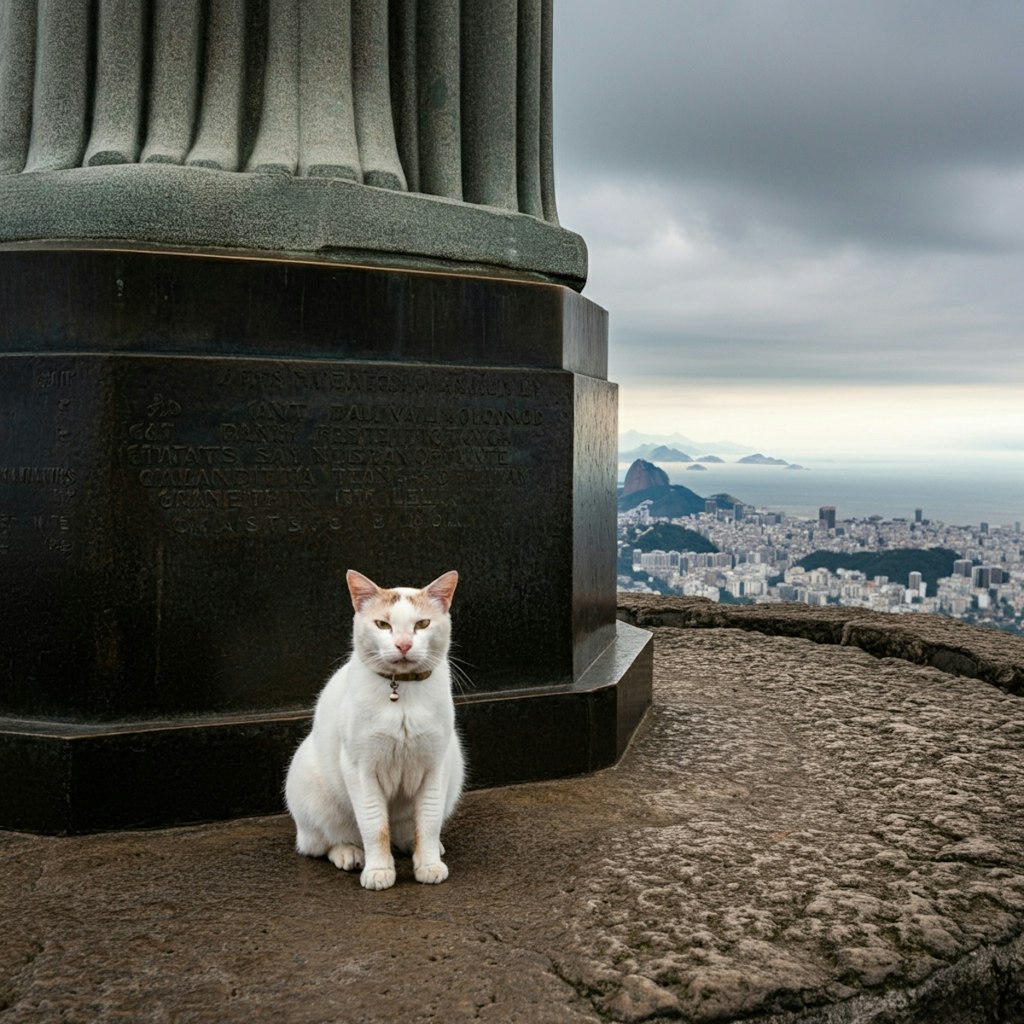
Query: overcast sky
[{"left": 552, "top": 0, "right": 1024, "bottom": 457}]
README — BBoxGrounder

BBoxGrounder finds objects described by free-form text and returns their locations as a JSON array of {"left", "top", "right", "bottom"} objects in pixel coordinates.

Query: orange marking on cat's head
[
  {"left": 348, "top": 569, "right": 458, "bottom": 614},
  {"left": 410, "top": 592, "right": 436, "bottom": 615},
  {"left": 346, "top": 570, "right": 402, "bottom": 612}
]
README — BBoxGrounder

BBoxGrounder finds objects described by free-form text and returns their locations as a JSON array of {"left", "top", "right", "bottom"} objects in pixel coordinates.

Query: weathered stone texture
[
  {"left": 2, "top": 616, "right": 1022, "bottom": 1022},
  {"left": 619, "top": 595, "right": 1024, "bottom": 695},
  {"left": 556, "top": 627, "right": 1024, "bottom": 1022}
]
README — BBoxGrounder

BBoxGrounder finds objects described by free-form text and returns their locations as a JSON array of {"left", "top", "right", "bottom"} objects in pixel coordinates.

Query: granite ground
[{"left": 2, "top": 607, "right": 1023, "bottom": 1023}]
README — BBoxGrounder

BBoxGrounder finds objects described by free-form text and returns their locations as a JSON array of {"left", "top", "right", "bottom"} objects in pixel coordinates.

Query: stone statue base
[
  {"left": 0, "top": 166, "right": 587, "bottom": 289},
  {"left": 0, "top": 246, "right": 651, "bottom": 833}
]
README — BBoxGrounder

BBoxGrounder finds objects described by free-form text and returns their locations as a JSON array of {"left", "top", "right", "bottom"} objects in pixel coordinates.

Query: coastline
[{"left": 618, "top": 454, "right": 1024, "bottom": 526}]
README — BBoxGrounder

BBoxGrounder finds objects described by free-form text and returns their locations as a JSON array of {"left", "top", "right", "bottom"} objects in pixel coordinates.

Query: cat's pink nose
[{"left": 395, "top": 637, "right": 412, "bottom": 655}]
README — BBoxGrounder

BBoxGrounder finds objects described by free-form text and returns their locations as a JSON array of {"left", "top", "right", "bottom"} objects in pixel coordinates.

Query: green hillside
[
  {"left": 618, "top": 483, "right": 705, "bottom": 517},
  {"left": 618, "top": 482, "right": 744, "bottom": 520},
  {"left": 632, "top": 522, "right": 718, "bottom": 554},
  {"left": 795, "top": 547, "right": 961, "bottom": 594}
]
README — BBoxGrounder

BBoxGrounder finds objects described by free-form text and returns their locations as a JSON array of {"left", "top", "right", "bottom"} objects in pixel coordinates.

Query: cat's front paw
[
  {"left": 327, "top": 843, "right": 364, "bottom": 871},
  {"left": 360, "top": 866, "right": 397, "bottom": 890},
  {"left": 414, "top": 862, "right": 449, "bottom": 885}
]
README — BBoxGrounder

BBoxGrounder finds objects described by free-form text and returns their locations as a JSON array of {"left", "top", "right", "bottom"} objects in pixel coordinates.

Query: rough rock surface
[
  {"left": 2, "top": 620, "right": 1022, "bottom": 1023},
  {"left": 619, "top": 595, "right": 1024, "bottom": 695}
]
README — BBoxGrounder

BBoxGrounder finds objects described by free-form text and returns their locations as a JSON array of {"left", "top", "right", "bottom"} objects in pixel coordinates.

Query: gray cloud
[
  {"left": 609, "top": 327, "right": 1014, "bottom": 388},
  {"left": 555, "top": 0, "right": 1024, "bottom": 253},
  {"left": 552, "top": 0, "right": 1024, "bottom": 408}
]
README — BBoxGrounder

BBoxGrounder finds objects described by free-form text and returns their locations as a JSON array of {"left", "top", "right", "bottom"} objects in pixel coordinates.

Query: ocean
[{"left": 618, "top": 454, "right": 1024, "bottom": 527}]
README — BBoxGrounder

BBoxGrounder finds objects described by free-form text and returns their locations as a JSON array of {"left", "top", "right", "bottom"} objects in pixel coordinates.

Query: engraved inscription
[
  {"left": 34, "top": 368, "right": 77, "bottom": 390},
  {"left": 0, "top": 465, "right": 79, "bottom": 558},
  {"left": 0, "top": 364, "right": 82, "bottom": 560},
  {"left": 122, "top": 367, "right": 552, "bottom": 537}
]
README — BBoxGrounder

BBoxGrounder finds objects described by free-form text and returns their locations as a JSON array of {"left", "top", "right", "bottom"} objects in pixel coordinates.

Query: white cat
[{"left": 284, "top": 569, "right": 464, "bottom": 890}]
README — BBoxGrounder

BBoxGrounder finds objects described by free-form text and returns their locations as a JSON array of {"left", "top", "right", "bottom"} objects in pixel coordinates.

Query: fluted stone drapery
[{"left": 0, "top": 0, "right": 586, "bottom": 287}]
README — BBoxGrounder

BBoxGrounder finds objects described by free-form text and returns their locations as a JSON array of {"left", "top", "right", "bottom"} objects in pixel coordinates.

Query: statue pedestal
[{"left": 0, "top": 247, "right": 651, "bottom": 833}]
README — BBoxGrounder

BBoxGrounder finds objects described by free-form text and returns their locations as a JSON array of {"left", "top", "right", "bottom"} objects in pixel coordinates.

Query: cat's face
[{"left": 347, "top": 570, "right": 458, "bottom": 676}]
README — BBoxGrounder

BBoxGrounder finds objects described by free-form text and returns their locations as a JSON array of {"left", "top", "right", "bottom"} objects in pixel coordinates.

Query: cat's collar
[
  {"left": 377, "top": 668, "right": 432, "bottom": 702},
  {"left": 378, "top": 669, "right": 433, "bottom": 683}
]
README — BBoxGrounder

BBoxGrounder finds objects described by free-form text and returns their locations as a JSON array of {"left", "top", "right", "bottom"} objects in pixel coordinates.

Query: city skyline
[
  {"left": 619, "top": 499, "right": 1024, "bottom": 635},
  {"left": 553, "top": 1, "right": 1024, "bottom": 460}
]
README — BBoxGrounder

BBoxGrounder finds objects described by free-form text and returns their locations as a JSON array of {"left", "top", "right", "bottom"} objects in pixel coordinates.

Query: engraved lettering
[
  {"left": 119, "top": 370, "right": 540, "bottom": 534},
  {"left": 0, "top": 466, "right": 78, "bottom": 485},
  {"left": 34, "top": 368, "right": 77, "bottom": 390},
  {"left": 220, "top": 422, "right": 300, "bottom": 444},
  {"left": 125, "top": 445, "right": 239, "bottom": 466},
  {"left": 146, "top": 394, "right": 182, "bottom": 418},
  {"left": 129, "top": 422, "right": 175, "bottom": 441}
]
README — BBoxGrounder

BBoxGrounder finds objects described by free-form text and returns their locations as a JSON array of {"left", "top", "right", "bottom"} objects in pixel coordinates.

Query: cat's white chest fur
[
  {"left": 285, "top": 570, "right": 464, "bottom": 890},
  {"left": 320, "top": 661, "right": 454, "bottom": 795}
]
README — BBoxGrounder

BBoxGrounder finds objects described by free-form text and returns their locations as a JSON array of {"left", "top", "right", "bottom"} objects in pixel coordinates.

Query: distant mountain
[
  {"left": 649, "top": 445, "right": 692, "bottom": 462},
  {"left": 619, "top": 443, "right": 658, "bottom": 460},
  {"left": 785, "top": 464, "right": 808, "bottom": 471},
  {"left": 622, "top": 459, "right": 669, "bottom": 496},
  {"left": 619, "top": 460, "right": 747, "bottom": 518},
  {"left": 795, "top": 548, "right": 961, "bottom": 596},
  {"left": 738, "top": 453, "right": 789, "bottom": 466},
  {"left": 618, "top": 431, "right": 753, "bottom": 456},
  {"left": 618, "top": 483, "right": 707, "bottom": 519},
  {"left": 621, "top": 445, "right": 692, "bottom": 461},
  {"left": 619, "top": 430, "right": 700, "bottom": 451},
  {"left": 696, "top": 455, "right": 725, "bottom": 463},
  {"left": 621, "top": 443, "right": 692, "bottom": 461},
  {"left": 686, "top": 463, "right": 707, "bottom": 471}
]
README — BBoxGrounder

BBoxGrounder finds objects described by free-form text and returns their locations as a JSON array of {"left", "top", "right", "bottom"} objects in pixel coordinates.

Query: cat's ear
[
  {"left": 425, "top": 570, "right": 458, "bottom": 613},
  {"left": 346, "top": 570, "right": 380, "bottom": 611}
]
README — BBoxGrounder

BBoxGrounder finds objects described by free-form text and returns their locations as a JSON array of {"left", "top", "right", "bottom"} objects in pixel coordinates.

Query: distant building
[
  {"left": 616, "top": 487, "right": 1023, "bottom": 636},
  {"left": 818, "top": 506, "right": 836, "bottom": 530},
  {"left": 972, "top": 566, "right": 1003, "bottom": 588}
]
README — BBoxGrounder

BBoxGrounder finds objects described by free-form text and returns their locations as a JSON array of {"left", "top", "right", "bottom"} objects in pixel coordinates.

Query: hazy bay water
[{"left": 618, "top": 454, "right": 1024, "bottom": 527}]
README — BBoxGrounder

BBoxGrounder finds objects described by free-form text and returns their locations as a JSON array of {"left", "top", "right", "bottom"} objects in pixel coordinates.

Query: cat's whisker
[{"left": 447, "top": 658, "right": 476, "bottom": 696}]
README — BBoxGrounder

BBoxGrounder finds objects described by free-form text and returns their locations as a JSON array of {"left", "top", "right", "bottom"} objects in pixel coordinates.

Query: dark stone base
[
  {"left": 0, "top": 622, "right": 652, "bottom": 834},
  {"left": 0, "top": 247, "right": 651, "bottom": 834}
]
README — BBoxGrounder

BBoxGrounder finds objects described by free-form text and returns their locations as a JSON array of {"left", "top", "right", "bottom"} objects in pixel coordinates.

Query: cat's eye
[
  {"left": 374, "top": 620, "right": 391, "bottom": 631},
  {"left": 415, "top": 619, "right": 430, "bottom": 630}
]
